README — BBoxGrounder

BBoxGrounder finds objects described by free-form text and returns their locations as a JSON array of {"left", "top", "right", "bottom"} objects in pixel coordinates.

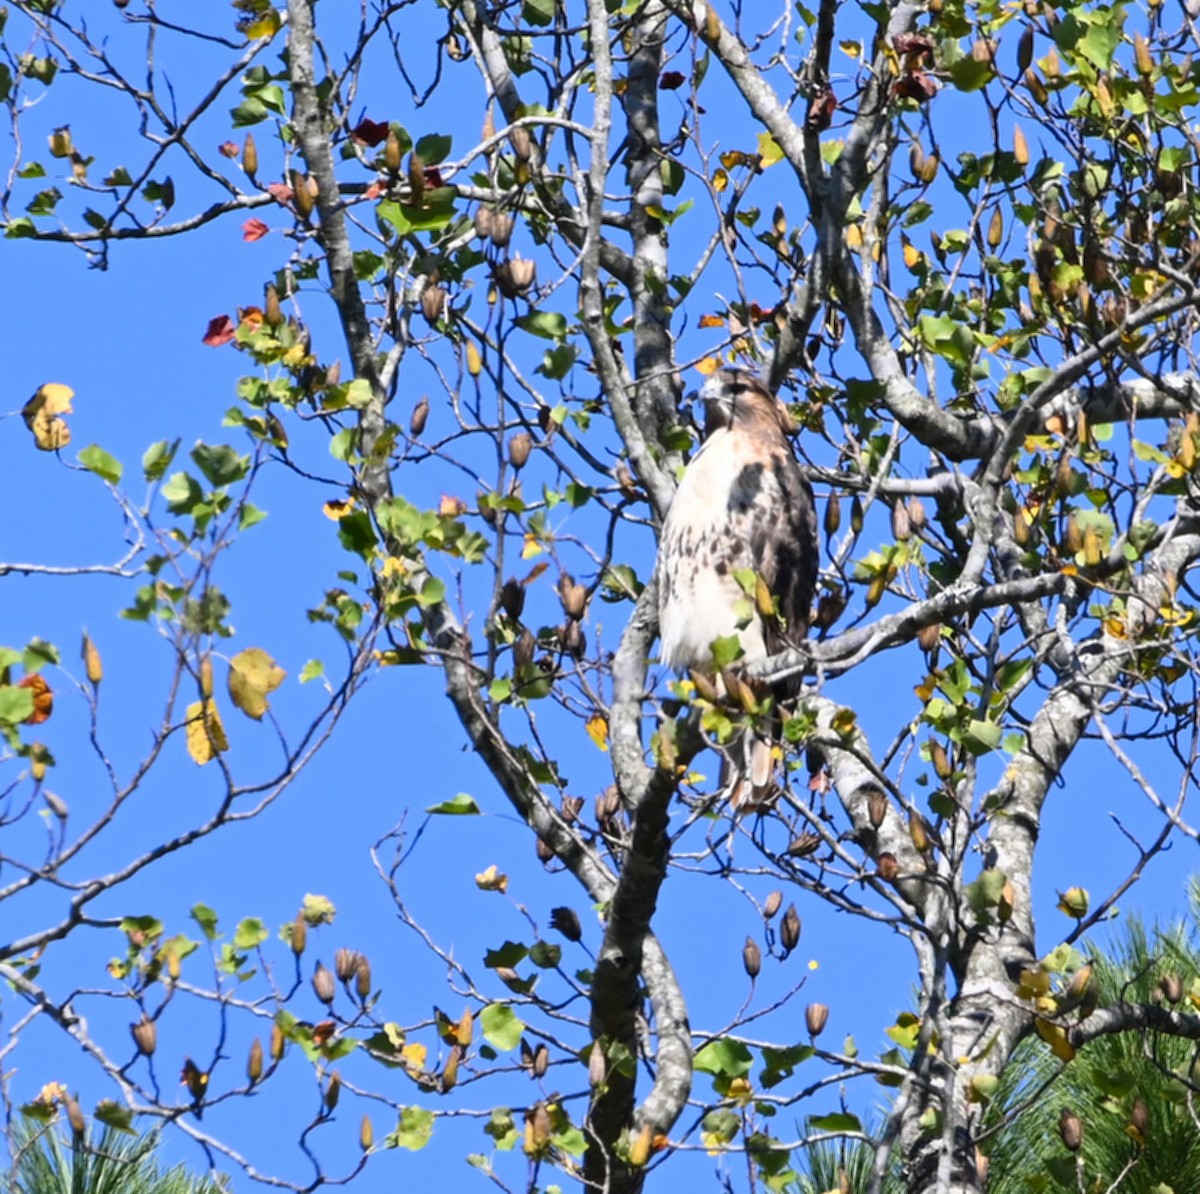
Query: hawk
[{"left": 656, "top": 369, "right": 819, "bottom": 805}]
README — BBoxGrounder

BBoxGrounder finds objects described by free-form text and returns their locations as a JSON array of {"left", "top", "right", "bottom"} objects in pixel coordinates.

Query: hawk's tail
[{"left": 719, "top": 715, "right": 781, "bottom": 811}]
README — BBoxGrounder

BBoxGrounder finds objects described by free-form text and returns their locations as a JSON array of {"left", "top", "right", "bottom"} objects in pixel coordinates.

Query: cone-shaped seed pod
[
  {"left": 312, "top": 962, "right": 336, "bottom": 1004},
  {"left": 1129, "top": 1097, "right": 1148, "bottom": 1140},
  {"left": 535, "top": 836, "right": 554, "bottom": 863},
  {"left": 406, "top": 152, "right": 425, "bottom": 205},
  {"left": 384, "top": 128, "right": 401, "bottom": 173},
  {"left": 1013, "top": 124, "right": 1029, "bottom": 167},
  {"left": 742, "top": 936, "right": 762, "bottom": 979},
  {"left": 780, "top": 904, "right": 801, "bottom": 953},
  {"left": 291, "top": 170, "right": 314, "bottom": 217},
  {"left": 987, "top": 206, "right": 1004, "bottom": 249},
  {"left": 533, "top": 1043, "right": 549, "bottom": 1078},
  {"left": 906, "top": 497, "right": 927, "bottom": 530},
  {"left": 824, "top": 493, "right": 841, "bottom": 535},
  {"left": 805, "top": 1002, "right": 829, "bottom": 1037},
  {"left": 335, "top": 948, "right": 360, "bottom": 983},
  {"left": 501, "top": 577, "right": 525, "bottom": 620},
  {"left": 588, "top": 1041, "right": 606, "bottom": 1086},
  {"left": 892, "top": 501, "right": 912, "bottom": 541},
  {"left": 360, "top": 1113, "right": 374, "bottom": 1152},
  {"left": 1160, "top": 973, "right": 1183, "bottom": 1004},
  {"left": 508, "top": 431, "right": 533, "bottom": 469},
  {"left": 513, "top": 628, "right": 536, "bottom": 671},
  {"left": 877, "top": 853, "right": 900, "bottom": 882},
  {"left": 495, "top": 256, "right": 536, "bottom": 298},
  {"left": 65, "top": 1095, "right": 85, "bottom": 1136},
  {"left": 816, "top": 588, "right": 847, "bottom": 631},
  {"left": 917, "top": 622, "right": 942, "bottom": 653},
  {"left": 550, "top": 906, "right": 582, "bottom": 942},
  {"left": 355, "top": 955, "right": 373, "bottom": 1002},
  {"left": 242, "top": 133, "right": 259, "bottom": 177},
  {"left": 325, "top": 1070, "right": 341, "bottom": 1110},
  {"left": 689, "top": 669, "right": 721, "bottom": 703},
  {"left": 909, "top": 813, "right": 931, "bottom": 853},
  {"left": 1017, "top": 25, "right": 1035, "bottom": 73},
  {"left": 562, "top": 582, "right": 587, "bottom": 621},
  {"left": 264, "top": 284, "right": 283, "bottom": 328},
  {"left": 763, "top": 891, "right": 783, "bottom": 919},
  {"left": 562, "top": 619, "right": 586, "bottom": 660},
  {"left": 866, "top": 787, "right": 888, "bottom": 828},
  {"left": 509, "top": 124, "right": 532, "bottom": 161},
  {"left": 248, "top": 1037, "right": 264, "bottom": 1083},
  {"left": 131, "top": 1016, "right": 157, "bottom": 1056},
  {"left": 629, "top": 1123, "right": 653, "bottom": 1168},
  {"left": 270, "top": 1021, "right": 286, "bottom": 1061},
  {"left": 787, "top": 831, "right": 821, "bottom": 857},
  {"left": 199, "top": 656, "right": 214, "bottom": 698},
  {"left": 82, "top": 633, "right": 103, "bottom": 685},
  {"left": 560, "top": 795, "right": 584, "bottom": 823},
  {"left": 421, "top": 285, "right": 447, "bottom": 324},
  {"left": 466, "top": 340, "right": 483, "bottom": 375},
  {"left": 1063, "top": 513, "right": 1084, "bottom": 555},
  {"left": 850, "top": 496, "right": 864, "bottom": 534},
  {"left": 410, "top": 396, "right": 429, "bottom": 436},
  {"left": 931, "top": 740, "right": 952, "bottom": 780},
  {"left": 441, "top": 1045, "right": 460, "bottom": 1091},
  {"left": 291, "top": 911, "right": 307, "bottom": 955}
]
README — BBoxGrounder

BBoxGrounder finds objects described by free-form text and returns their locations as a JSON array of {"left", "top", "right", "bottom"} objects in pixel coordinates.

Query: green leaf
[
  {"left": 695, "top": 1039, "right": 753, "bottom": 1078},
  {"left": 484, "top": 941, "right": 529, "bottom": 968},
  {"left": 93, "top": 1101, "right": 135, "bottom": 1132},
  {"left": 191, "top": 442, "right": 250, "bottom": 487},
  {"left": 191, "top": 903, "right": 219, "bottom": 940},
  {"left": 394, "top": 1105, "right": 435, "bottom": 1151},
  {"left": 142, "top": 438, "right": 180, "bottom": 482},
  {"left": 529, "top": 941, "right": 561, "bottom": 968},
  {"left": 966, "top": 868, "right": 1008, "bottom": 915},
  {"left": 709, "top": 634, "right": 744, "bottom": 671},
  {"left": 233, "top": 917, "right": 269, "bottom": 950},
  {"left": 0, "top": 686, "right": 35, "bottom": 725},
  {"left": 77, "top": 444, "right": 123, "bottom": 484},
  {"left": 480, "top": 1003, "right": 525, "bottom": 1050},
  {"left": 299, "top": 659, "right": 325, "bottom": 683},
  {"left": 807, "top": 1111, "right": 862, "bottom": 1133},
  {"left": 515, "top": 311, "right": 568, "bottom": 340},
  {"left": 425, "top": 793, "right": 480, "bottom": 815},
  {"left": 23, "top": 638, "right": 58, "bottom": 670},
  {"left": 521, "top": 0, "right": 555, "bottom": 25},
  {"left": 238, "top": 502, "right": 267, "bottom": 531},
  {"left": 413, "top": 133, "right": 452, "bottom": 164}
]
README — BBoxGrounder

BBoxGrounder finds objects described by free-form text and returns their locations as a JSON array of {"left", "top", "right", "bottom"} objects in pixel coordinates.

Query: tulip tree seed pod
[
  {"left": 360, "top": 1113, "right": 374, "bottom": 1152},
  {"left": 410, "top": 396, "right": 429, "bottom": 436},
  {"left": 562, "top": 582, "right": 587, "bottom": 621},
  {"left": 788, "top": 831, "right": 821, "bottom": 857},
  {"left": 264, "top": 284, "right": 283, "bottom": 328},
  {"left": 421, "top": 284, "right": 447, "bottom": 324},
  {"left": 513, "top": 628, "right": 536, "bottom": 671},
  {"left": 906, "top": 496, "right": 927, "bottom": 530},
  {"left": 65, "top": 1095, "right": 85, "bottom": 1136},
  {"left": 588, "top": 1041, "right": 606, "bottom": 1086},
  {"left": 1129, "top": 1097, "right": 1148, "bottom": 1140},
  {"left": 199, "top": 656, "right": 214, "bottom": 699},
  {"left": 407, "top": 153, "right": 425, "bottom": 205},
  {"left": 535, "top": 836, "right": 554, "bottom": 863},
  {"left": 131, "top": 1016, "right": 157, "bottom": 1056},
  {"left": 508, "top": 431, "right": 533, "bottom": 469},
  {"left": 291, "top": 911, "right": 307, "bottom": 955},
  {"left": 850, "top": 496, "right": 864, "bottom": 534},
  {"left": 550, "top": 906, "right": 582, "bottom": 942},
  {"left": 248, "top": 1037, "right": 264, "bottom": 1083},
  {"left": 242, "top": 133, "right": 258, "bottom": 177},
  {"left": 384, "top": 128, "right": 402, "bottom": 173},
  {"left": 501, "top": 577, "right": 525, "bottom": 621},
  {"left": 917, "top": 622, "right": 942, "bottom": 653},
  {"left": 805, "top": 1002, "right": 829, "bottom": 1037},
  {"left": 560, "top": 795, "right": 584, "bottom": 824},
  {"left": 291, "top": 170, "right": 314, "bottom": 218},
  {"left": 509, "top": 124, "right": 532, "bottom": 161},
  {"left": 824, "top": 493, "right": 841, "bottom": 535},
  {"left": 892, "top": 501, "right": 912, "bottom": 541},
  {"left": 335, "top": 948, "right": 360, "bottom": 983},
  {"left": 533, "top": 1043, "right": 549, "bottom": 1078},
  {"left": 1059, "top": 1108, "right": 1082, "bottom": 1151},
  {"left": 876, "top": 852, "right": 900, "bottom": 882},
  {"left": 325, "top": 1071, "right": 341, "bottom": 1110},
  {"left": 780, "top": 904, "right": 801, "bottom": 954},
  {"left": 763, "top": 890, "right": 783, "bottom": 919},
  {"left": 488, "top": 211, "right": 514, "bottom": 248},
  {"left": 1013, "top": 124, "right": 1029, "bottom": 167},
  {"left": 1160, "top": 973, "right": 1183, "bottom": 1004},
  {"left": 82, "top": 633, "right": 103, "bottom": 685},
  {"left": 349, "top": 953, "right": 371, "bottom": 1002},
  {"left": 930, "top": 740, "right": 952, "bottom": 780},
  {"left": 312, "top": 962, "right": 336, "bottom": 1004},
  {"left": 270, "top": 1021, "right": 286, "bottom": 1061},
  {"left": 866, "top": 787, "right": 888, "bottom": 829},
  {"left": 742, "top": 936, "right": 762, "bottom": 979},
  {"left": 441, "top": 1045, "right": 460, "bottom": 1091},
  {"left": 909, "top": 812, "right": 931, "bottom": 853}
]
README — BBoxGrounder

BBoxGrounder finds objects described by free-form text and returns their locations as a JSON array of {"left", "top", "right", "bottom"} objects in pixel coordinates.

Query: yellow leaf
[
  {"left": 322, "top": 497, "right": 356, "bottom": 520},
  {"left": 696, "top": 356, "right": 720, "bottom": 376},
  {"left": 756, "top": 132, "right": 784, "bottom": 167},
  {"left": 186, "top": 699, "right": 228, "bottom": 765},
  {"left": 22, "top": 383, "right": 75, "bottom": 451},
  {"left": 466, "top": 340, "right": 483, "bottom": 376},
  {"left": 521, "top": 533, "right": 543, "bottom": 560},
  {"left": 1033, "top": 1016, "right": 1075, "bottom": 1061},
  {"left": 585, "top": 714, "right": 609, "bottom": 751},
  {"left": 245, "top": 10, "right": 282, "bottom": 39},
  {"left": 840, "top": 39, "right": 862, "bottom": 58},
  {"left": 845, "top": 223, "right": 863, "bottom": 250},
  {"left": 807, "top": 959, "right": 819, "bottom": 970},
  {"left": 400, "top": 1042, "right": 427, "bottom": 1071},
  {"left": 227, "top": 647, "right": 286, "bottom": 721},
  {"left": 903, "top": 242, "right": 923, "bottom": 270},
  {"left": 712, "top": 167, "right": 728, "bottom": 193},
  {"left": 474, "top": 865, "right": 509, "bottom": 893}
]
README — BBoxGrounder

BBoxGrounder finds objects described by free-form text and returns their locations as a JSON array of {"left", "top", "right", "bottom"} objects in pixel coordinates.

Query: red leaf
[
  {"left": 893, "top": 32, "right": 936, "bottom": 59},
  {"left": 351, "top": 118, "right": 389, "bottom": 147},
  {"left": 242, "top": 218, "right": 270, "bottom": 242},
  {"left": 266, "top": 181, "right": 294, "bottom": 205},
  {"left": 218, "top": 141, "right": 239, "bottom": 159},
  {"left": 202, "top": 315, "right": 236, "bottom": 347},
  {"left": 659, "top": 70, "right": 686, "bottom": 90},
  {"left": 892, "top": 72, "right": 939, "bottom": 102},
  {"left": 363, "top": 181, "right": 385, "bottom": 200},
  {"left": 805, "top": 87, "right": 837, "bottom": 133},
  {"left": 423, "top": 165, "right": 444, "bottom": 188}
]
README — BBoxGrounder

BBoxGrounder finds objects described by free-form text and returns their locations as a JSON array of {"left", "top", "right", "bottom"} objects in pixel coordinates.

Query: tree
[
  {"left": 4, "top": 1, "right": 1200, "bottom": 1192},
  {"left": 985, "top": 880, "right": 1200, "bottom": 1193},
  {"left": 7, "top": 1118, "right": 229, "bottom": 1194}
]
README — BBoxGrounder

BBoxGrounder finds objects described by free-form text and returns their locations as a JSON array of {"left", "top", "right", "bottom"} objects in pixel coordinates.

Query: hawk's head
[{"left": 699, "top": 369, "right": 794, "bottom": 437}]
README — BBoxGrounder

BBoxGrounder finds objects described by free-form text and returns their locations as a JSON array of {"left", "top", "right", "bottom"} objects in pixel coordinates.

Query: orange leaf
[
  {"left": 18, "top": 674, "right": 53, "bottom": 725},
  {"left": 242, "top": 218, "right": 270, "bottom": 242},
  {"left": 698, "top": 314, "right": 725, "bottom": 329},
  {"left": 695, "top": 357, "right": 720, "bottom": 376}
]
